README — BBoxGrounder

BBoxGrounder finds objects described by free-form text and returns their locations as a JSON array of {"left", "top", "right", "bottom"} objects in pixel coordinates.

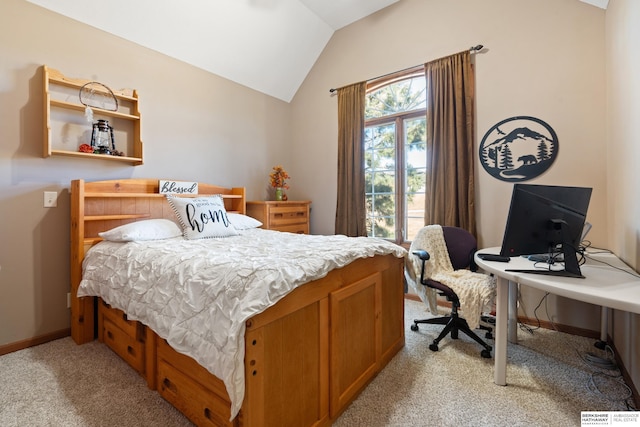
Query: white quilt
[{"left": 78, "top": 228, "right": 406, "bottom": 419}]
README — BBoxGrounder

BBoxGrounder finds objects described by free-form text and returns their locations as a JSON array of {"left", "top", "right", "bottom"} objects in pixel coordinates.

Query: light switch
[{"left": 44, "top": 191, "right": 58, "bottom": 208}]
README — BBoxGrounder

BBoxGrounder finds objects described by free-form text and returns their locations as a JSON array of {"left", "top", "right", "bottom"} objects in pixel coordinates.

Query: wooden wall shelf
[{"left": 42, "top": 65, "right": 143, "bottom": 165}]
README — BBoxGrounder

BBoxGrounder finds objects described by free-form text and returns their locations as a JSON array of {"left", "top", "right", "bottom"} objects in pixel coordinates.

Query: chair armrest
[{"left": 412, "top": 250, "right": 430, "bottom": 284}]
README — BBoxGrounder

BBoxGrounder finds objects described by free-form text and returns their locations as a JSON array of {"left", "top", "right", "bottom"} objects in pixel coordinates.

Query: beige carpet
[{"left": 0, "top": 299, "right": 634, "bottom": 427}]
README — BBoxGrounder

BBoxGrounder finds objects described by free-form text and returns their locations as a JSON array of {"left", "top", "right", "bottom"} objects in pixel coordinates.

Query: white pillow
[
  {"left": 98, "top": 219, "right": 182, "bottom": 242},
  {"left": 228, "top": 213, "right": 262, "bottom": 230},
  {"left": 167, "top": 195, "right": 238, "bottom": 239}
]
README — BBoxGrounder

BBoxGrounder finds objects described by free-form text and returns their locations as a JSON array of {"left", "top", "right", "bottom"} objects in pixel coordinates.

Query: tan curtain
[
  {"left": 335, "top": 82, "right": 367, "bottom": 236},
  {"left": 424, "top": 51, "right": 476, "bottom": 235}
]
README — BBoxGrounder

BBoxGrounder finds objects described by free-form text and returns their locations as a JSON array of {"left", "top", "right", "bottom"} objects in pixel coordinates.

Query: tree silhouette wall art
[{"left": 479, "top": 116, "right": 558, "bottom": 182}]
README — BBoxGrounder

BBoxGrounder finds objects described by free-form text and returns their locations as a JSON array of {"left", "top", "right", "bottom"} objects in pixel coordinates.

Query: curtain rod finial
[{"left": 471, "top": 44, "right": 484, "bottom": 52}]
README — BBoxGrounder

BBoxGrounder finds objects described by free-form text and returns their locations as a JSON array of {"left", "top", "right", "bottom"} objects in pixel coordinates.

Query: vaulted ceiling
[
  {"left": 25, "top": 0, "right": 607, "bottom": 102},
  {"left": 25, "top": 0, "right": 399, "bottom": 102}
]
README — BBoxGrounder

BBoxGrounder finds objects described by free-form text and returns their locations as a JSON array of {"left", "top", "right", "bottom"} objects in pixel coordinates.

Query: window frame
[{"left": 364, "top": 67, "right": 426, "bottom": 246}]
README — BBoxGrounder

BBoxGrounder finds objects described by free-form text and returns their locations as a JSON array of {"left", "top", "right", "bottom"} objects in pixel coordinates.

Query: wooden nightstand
[{"left": 246, "top": 201, "right": 311, "bottom": 234}]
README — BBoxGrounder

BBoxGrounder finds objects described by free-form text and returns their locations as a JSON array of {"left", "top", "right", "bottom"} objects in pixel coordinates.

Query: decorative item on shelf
[
  {"left": 269, "top": 165, "right": 290, "bottom": 201},
  {"left": 90, "top": 119, "right": 116, "bottom": 154},
  {"left": 78, "top": 144, "right": 93, "bottom": 153},
  {"left": 79, "top": 81, "right": 119, "bottom": 124}
]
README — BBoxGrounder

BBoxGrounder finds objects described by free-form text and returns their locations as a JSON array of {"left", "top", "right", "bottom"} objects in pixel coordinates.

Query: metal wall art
[{"left": 479, "top": 116, "right": 558, "bottom": 182}]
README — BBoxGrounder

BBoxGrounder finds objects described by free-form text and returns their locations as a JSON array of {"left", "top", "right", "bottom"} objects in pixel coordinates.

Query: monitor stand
[{"left": 506, "top": 223, "right": 585, "bottom": 278}]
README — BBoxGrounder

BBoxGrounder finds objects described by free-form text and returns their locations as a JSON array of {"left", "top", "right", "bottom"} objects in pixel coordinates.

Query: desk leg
[
  {"left": 596, "top": 307, "right": 609, "bottom": 349},
  {"left": 494, "top": 276, "right": 508, "bottom": 386},
  {"left": 600, "top": 307, "right": 608, "bottom": 342},
  {"left": 508, "top": 280, "right": 518, "bottom": 343}
]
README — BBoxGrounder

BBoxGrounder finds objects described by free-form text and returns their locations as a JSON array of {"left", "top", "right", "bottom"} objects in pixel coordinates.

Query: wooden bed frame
[{"left": 70, "top": 178, "right": 405, "bottom": 427}]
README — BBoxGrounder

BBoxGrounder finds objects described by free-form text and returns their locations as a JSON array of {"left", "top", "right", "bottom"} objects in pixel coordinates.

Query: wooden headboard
[{"left": 69, "top": 178, "right": 246, "bottom": 344}]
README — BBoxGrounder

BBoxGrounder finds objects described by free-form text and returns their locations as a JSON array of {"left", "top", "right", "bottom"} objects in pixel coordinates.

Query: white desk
[{"left": 475, "top": 248, "right": 640, "bottom": 386}]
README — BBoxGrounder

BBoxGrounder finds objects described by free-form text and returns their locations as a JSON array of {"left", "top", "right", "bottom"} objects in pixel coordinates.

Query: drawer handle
[
  {"left": 162, "top": 378, "right": 177, "bottom": 393},
  {"left": 295, "top": 212, "right": 304, "bottom": 216},
  {"left": 127, "top": 346, "right": 136, "bottom": 356},
  {"left": 204, "top": 408, "right": 212, "bottom": 420},
  {"left": 274, "top": 213, "right": 283, "bottom": 218},
  {"left": 106, "top": 331, "right": 114, "bottom": 341}
]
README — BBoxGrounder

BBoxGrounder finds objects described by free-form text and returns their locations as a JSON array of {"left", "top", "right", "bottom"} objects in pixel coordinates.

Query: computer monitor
[{"left": 499, "top": 184, "right": 592, "bottom": 278}]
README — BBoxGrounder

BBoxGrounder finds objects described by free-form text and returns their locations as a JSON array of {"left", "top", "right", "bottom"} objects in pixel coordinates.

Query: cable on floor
[
  {"left": 581, "top": 344, "right": 636, "bottom": 411},
  {"left": 517, "top": 291, "right": 548, "bottom": 334},
  {"left": 521, "top": 291, "right": 637, "bottom": 411},
  {"left": 504, "top": 267, "right": 637, "bottom": 411}
]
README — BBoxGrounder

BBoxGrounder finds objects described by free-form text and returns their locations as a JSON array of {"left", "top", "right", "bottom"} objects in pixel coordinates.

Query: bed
[{"left": 70, "top": 178, "right": 406, "bottom": 427}]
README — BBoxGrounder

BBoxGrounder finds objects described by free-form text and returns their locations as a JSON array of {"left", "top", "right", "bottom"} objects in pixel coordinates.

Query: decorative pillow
[
  {"left": 98, "top": 219, "right": 182, "bottom": 242},
  {"left": 227, "top": 213, "right": 262, "bottom": 230},
  {"left": 167, "top": 195, "right": 238, "bottom": 239}
]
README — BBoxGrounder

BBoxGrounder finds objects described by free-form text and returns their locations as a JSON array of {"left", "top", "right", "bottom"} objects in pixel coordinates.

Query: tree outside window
[{"left": 364, "top": 69, "right": 426, "bottom": 245}]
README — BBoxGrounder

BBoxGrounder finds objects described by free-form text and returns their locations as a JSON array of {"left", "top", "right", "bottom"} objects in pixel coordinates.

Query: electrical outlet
[{"left": 44, "top": 191, "right": 57, "bottom": 208}]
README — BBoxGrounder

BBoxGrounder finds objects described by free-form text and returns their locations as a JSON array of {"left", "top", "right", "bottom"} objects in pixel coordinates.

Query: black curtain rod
[{"left": 329, "top": 44, "right": 484, "bottom": 93}]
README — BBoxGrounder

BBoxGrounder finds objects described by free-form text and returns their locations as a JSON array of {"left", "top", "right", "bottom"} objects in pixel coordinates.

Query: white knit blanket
[{"left": 404, "top": 225, "right": 495, "bottom": 329}]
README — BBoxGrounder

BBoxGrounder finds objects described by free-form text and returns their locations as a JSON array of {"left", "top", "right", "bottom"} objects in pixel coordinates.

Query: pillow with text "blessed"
[{"left": 167, "top": 195, "right": 238, "bottom": 239}]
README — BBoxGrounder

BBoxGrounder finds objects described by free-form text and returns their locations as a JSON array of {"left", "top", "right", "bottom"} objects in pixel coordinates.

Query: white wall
[
  {"left": 605, "top": 0, "right": 640, "bottom": 394},
  {"left": 0, "top": 0, "right": 292, "bottom": 346},
  {"left": 291, "top": 0, "right": 607, "bottom": 329}
]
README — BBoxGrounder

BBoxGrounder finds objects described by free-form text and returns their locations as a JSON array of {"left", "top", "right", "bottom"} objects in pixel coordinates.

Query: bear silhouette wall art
[{"left": 479, "top": 116, "right": 558, "bottom": 182}]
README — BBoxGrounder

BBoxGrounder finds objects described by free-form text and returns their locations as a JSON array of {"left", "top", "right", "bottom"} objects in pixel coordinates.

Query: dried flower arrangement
[{"left": 269, "top": 165, "right": 290, "bottom": 190}]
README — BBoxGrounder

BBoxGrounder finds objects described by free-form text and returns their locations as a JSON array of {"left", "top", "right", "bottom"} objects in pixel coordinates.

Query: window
[{"left": 364, "top": 68, "right": 426, "bottom": 245}]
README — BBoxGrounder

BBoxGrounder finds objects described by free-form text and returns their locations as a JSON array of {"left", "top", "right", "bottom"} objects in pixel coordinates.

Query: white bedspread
[{"left": 78, "top": 228, "right": 406, "bottom": 419}]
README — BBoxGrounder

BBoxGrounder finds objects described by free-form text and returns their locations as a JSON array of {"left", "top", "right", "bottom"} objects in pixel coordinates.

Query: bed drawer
[
  {"left": 158, "top": 358, "right": 235, "bottom": 427},
  {"left": 99, "top": 300, "right": 140, "bottom": 340},
  {"left": 102, "top": 318, "right": 145, "bottom": 374}
]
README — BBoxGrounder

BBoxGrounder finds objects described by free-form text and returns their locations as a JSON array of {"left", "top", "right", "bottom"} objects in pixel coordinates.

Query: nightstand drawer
[
  {"left": 246, "top": 200, "right": 311, "bottom": 234},
  {"left": 273, "top": 223, "right": 309, "bottom": 234},
  {"left": 269, "top": 206, "right": 308, "bottom": 226}
]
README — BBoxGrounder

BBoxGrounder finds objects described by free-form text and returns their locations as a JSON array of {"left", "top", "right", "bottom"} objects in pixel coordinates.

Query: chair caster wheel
[
  {"left": 485, "top": 332, "right": 493, "bottom": 339},
  {"left": 410, "top": 324, "right": 419, "bottom": 331},
  {"left": 481, "top": 349, "right": 492, "bottom": 358},
  {"left": 429, "top": 343, "right": 439, "bottom": 352}
]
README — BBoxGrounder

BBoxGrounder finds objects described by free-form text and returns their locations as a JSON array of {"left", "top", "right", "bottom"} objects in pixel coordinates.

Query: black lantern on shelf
[{"left": 90, "top": 119, "right": 115, "bottom": 154}]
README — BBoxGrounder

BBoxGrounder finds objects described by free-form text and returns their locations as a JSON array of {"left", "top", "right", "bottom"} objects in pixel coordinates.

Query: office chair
[{"left": 408, "top": 225, "right": 495, "bottom": 358}]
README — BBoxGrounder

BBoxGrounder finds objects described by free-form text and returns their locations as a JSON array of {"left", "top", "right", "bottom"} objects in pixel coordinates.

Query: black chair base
[{"left": 411, "top": 313, "right": 493, "bottom": 358}]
